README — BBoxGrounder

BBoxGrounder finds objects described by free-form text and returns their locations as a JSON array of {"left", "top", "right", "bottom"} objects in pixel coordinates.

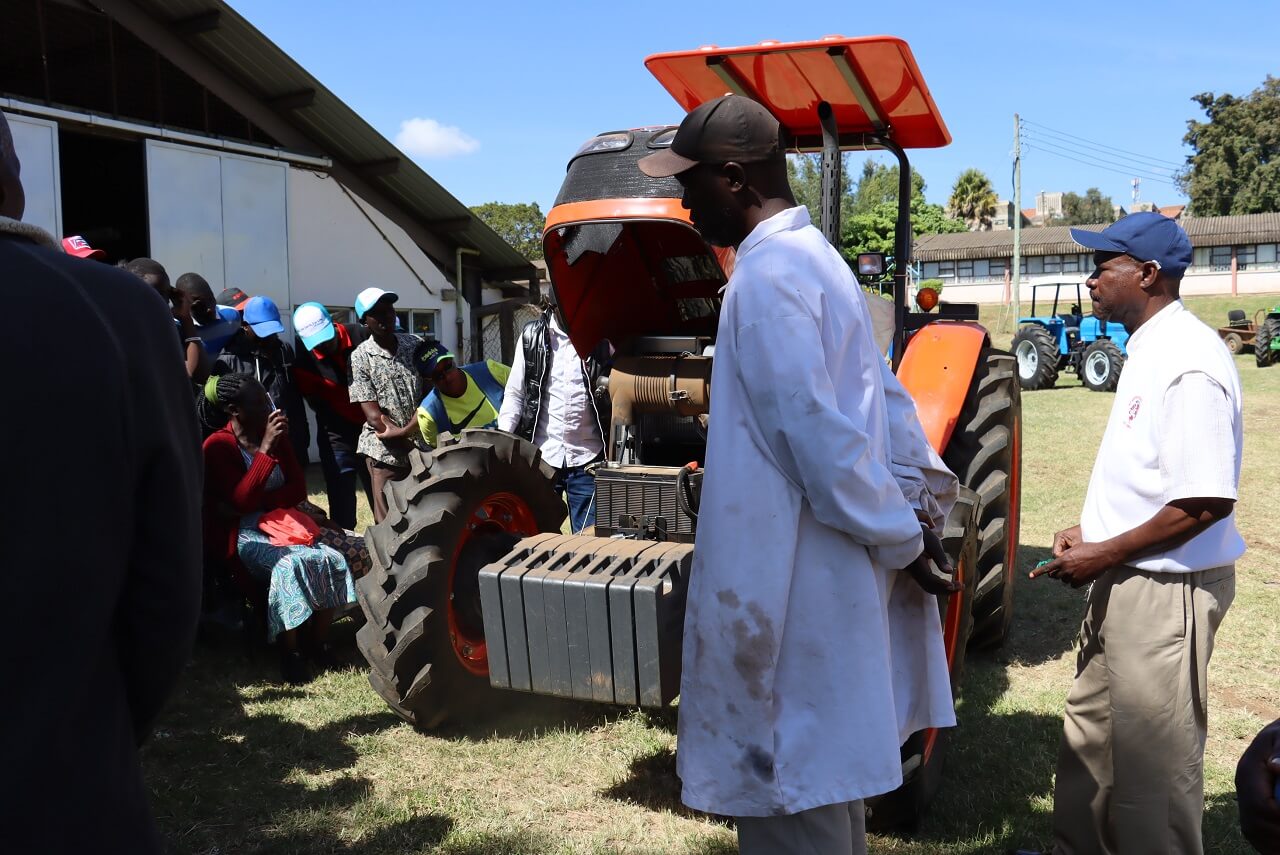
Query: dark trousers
[
  {"left": 316, "top": 433, "right": 373, "bottom": 530},
  {"left": 366, "top": 458, "right": 410, "bottom": 525},
  {"left": 554, "top": 460, "right": 598, "bottom": 534}
]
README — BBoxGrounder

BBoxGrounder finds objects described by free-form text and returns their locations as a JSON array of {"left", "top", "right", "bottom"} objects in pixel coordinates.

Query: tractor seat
[
  {"left": 1058, "top": 313, "right": 1082, "bottom": 328},
  {"left": 1227, "top": 309, "right": 1249, "bottom": 329}
]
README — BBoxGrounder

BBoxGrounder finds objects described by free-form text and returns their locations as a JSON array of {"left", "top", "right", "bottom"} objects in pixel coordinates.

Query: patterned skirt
[{"left": 237, "top": 513, "right": 358, "bottom": 642}]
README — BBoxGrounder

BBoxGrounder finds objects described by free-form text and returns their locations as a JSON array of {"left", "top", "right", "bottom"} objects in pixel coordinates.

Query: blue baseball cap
[
  {"left": 242, "top": 295, "right": 285, "bottom": 337},
  {"left": 1070, "top": 212, "right": 1193, "bottom": 278},
  {"left": 412, "top": 339, "right": 454, "bottom": 376},
  {"left": 293, "top": 302, "right": 336, "bottom": 352},
  {"left": 354, "top": 287, "right": 399, "bottom": 321}
]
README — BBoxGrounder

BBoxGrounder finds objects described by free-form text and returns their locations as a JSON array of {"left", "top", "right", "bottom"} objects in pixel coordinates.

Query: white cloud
[{"left": 394, "top": 117, "right": 480, "bottom": 159}]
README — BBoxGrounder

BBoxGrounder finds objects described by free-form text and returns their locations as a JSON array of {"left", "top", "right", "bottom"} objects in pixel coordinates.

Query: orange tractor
[{"left": 354, "top": 36, "right": 1021, "bottom": 827}]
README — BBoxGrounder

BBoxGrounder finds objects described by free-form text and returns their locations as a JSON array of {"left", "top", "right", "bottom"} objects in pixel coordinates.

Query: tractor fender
[{"left": 897, "top": 322, "right": 989, "bottom": 455}]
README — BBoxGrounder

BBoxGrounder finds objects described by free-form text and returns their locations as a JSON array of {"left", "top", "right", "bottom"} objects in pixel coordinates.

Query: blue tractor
[{"left": 1011, "top": 279, "right": 1130, "bottom": 392}]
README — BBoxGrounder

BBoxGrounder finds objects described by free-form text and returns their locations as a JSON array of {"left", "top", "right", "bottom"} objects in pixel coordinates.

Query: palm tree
[{"left": 947, "top": 168, "right": 999, "bottom": 231}]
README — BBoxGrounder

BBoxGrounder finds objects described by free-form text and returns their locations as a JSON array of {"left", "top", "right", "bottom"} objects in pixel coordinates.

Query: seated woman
[{"left": 201, "top": 372, "right": 359, "bottom": 683}]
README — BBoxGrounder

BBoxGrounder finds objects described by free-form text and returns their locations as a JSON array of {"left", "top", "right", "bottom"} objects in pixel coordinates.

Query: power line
[
  {"left": 1022, "top": 143, "right": 1180, "bottom": 187},
  {"left": 1022, "top": 136, "right": 1180, "bottom": 183},
  {"left": 1022, "top": 131, "right": 1183, "bottom": 179},
  {"left": 1021, "top": 118, "right": 1185, "bottom": 168},
  {"left": 1023, "top": 124, "right": 1186, "bottom": 172}
]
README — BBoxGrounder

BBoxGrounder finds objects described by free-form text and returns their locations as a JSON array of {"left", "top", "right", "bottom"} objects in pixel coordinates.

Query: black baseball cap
[{"left": 638, "top": 95, "right": 785, "bottom": 178}]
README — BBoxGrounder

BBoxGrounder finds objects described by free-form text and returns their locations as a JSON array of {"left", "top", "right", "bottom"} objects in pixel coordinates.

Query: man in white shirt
[
  {"left": 1029, "top": 213, "right": 1244, "bottom": 855},
  {"left": 638, "top": 94, "right": 960, "bottom": 854},
  {"left": 497, "top": 305, "right": 608, "bottom": 533}
]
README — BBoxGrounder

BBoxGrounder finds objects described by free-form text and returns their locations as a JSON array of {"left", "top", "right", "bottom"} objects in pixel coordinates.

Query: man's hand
[
  {"left": 375, "top": 416, "right": 416, "bottom": 441},
  {"left": 1237, "top": 718, "right": 1280, "bottom": 853},
  {"left": 261, "top": 410, "right": 288, "bottom": 455},
  {"left": 897, "top": 524, "right": 962, "bottom": 597},
  {"left": 1053, "top": 524, "right": 1083, "bottom": 557},
  {"left": 171, "top": 288, "right": 195, "bottom": 330},
  {"left": 1030, "top": 538, "right": 1117, "bottom": 587}
]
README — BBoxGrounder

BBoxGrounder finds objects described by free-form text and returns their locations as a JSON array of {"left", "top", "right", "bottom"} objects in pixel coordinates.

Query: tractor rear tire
[
  {"left": 1256, "top": 318, "right": 1279, "bottom": 368},
  {"left": 944, "top": 348, "right": 1021, "bottom": 649},
  {"left": 866, "top": 488, "right": 979, "bottom": 831},
  {"left": 355, "top": 430, "right": 566, "bottom": 729},
  {"left": 1081, "top": 339, "right": 1125, "bottom": 392},
  {"left": 1011, "top": 325, "right": 1059, "bottom": 390}
]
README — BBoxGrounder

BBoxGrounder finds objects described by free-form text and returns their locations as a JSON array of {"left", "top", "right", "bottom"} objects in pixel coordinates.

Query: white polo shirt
[{"left": 1080, "top": 300, "right": 1245, "bottom": 572}]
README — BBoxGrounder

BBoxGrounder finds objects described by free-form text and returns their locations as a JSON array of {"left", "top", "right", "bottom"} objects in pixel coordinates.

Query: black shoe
[
  {"left": 280, "top": 649, "right": 313, "bottom": 684},
  {"left": 308, "top": 642, "right": 341, "bottom": 672}
]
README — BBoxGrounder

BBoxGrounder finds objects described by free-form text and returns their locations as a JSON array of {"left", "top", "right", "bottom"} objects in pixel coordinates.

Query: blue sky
[{"left": 229, "top": 0, "right": 1278, "bottom": 215}]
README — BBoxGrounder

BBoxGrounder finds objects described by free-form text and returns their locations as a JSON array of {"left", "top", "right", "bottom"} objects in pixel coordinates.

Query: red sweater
[{"left": 202, "top": 426, "right": 308, "bottom": 562}]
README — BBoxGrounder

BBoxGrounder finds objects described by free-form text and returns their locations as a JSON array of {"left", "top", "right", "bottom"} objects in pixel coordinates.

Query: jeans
[
  {"left": 316, "top": 433, "right": 373, "bottom": 530},
  {"left": 554, "top": 461, "right": 598, "bottom": 534}
]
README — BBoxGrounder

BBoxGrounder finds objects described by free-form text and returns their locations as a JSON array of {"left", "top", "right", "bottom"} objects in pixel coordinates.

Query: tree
[
  {"left": 850, "top": 158, "right": 926, "bottom": 216},
  {"left": 1056, "top": 188, "right": 1116, "bottom": 225},
  {"left": 947, "top": 168, "right": 998, "bottom": 231},
  {"left": 469, "top": 201, "right": 545, "bottom": 260},
  {"left": 842, "top": 195, "right": 965, "bottom": 260},
  {"left": 787, "top": 153, "right": 854, "bottom": 227},
  {"left": 1178, "top": 75, "right": 1280, "bottom": 215}
]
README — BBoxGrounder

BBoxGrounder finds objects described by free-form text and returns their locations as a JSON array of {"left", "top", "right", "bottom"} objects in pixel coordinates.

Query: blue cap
[
  {"left": 1070, "top": 212, "right": 1193, "bottom": 278},
  {"left": 354, "top": 286, "right": 399, "bottom": 321},
  {"left": 412, "top": 339, "right": 454, "bottom": 376},
  {"left": 242, "top": 295, "right": 285, "bottom": 337},
  {"left": 293, "top": 302, "right": 336, "bottom": 352}
]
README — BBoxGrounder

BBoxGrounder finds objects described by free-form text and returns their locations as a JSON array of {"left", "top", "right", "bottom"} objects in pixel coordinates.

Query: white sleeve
[
  {"left": 734, "top": 307, "right": 924, "bottom": 571},
  {"left": 497, "top": 337, "right": 527, "bottom": 433},
  {"left": 1158, "top": 371, "right": 1238, "bottom": 502},
  {"left": 879, "top": 357, "right": 959, "bottom": 529}
]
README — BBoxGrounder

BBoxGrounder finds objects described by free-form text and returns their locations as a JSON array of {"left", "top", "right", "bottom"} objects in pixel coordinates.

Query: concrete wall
[{"left": 286, "top": 168, "right": 457, "bottom": 339}]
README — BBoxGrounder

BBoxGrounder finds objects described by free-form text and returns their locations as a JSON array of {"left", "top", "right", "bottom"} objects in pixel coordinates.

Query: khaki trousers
[
  {"left": 1052, "top": 564, "right": 1235, "bottom": 855},
  {"left": 737, "top": 800, "right": 866, "bottom": 855},
  {"left": 366, "top": 458, "right": 409, "bottom": 524}
]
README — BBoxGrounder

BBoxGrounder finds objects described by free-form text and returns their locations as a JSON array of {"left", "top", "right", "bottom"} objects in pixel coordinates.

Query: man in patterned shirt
[{"left": 347, "top": 287, "right": 424, "bottom": 523}]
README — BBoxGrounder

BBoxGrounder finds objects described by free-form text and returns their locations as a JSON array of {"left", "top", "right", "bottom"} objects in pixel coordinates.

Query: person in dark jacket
[
  {"left": 0, "top": 111, "right": 203, "bottom": 854},
  {"left": 497, "top": 303, "right": 610, "bottom": 533},
  {"left": 293, "top": 302, "right": 373, "bottom": 529},
  {"left": 214, "top": 295, "right": 310, "bottom": 465}
]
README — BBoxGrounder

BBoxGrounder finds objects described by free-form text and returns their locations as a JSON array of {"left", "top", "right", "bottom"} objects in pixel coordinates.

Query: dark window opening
[{"left": 59, "top": 128, "right": 148, "bottom": 264}]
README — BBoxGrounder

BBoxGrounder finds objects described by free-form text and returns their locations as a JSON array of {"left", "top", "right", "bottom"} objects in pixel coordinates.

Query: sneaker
[{"left": 279, "top": 649, "right": 312, "bottom": 684}]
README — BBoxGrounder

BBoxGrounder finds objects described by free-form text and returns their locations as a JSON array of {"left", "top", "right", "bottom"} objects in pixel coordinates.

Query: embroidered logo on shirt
[{"left": 1125, "top": 396, "right": 1142, "bottom": 428}]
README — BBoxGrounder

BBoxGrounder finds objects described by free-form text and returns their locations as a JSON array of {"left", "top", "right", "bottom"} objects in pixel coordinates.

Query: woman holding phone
[{"left": 200, "top": 373, "right": 358, "bottom": 683}]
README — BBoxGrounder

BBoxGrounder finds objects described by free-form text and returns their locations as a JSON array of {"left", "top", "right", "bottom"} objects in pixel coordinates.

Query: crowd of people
[{"left": 4, "top": 103, "right": 1278, "bottom": 855}]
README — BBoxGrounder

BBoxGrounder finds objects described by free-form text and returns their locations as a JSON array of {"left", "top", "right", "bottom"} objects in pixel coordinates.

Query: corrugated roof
[
  {"left": 122, "top": 0, "right": 534, "bottom": 281},
  {"left": 915, "top": 213, "right": 1280, "bottom": 261}
]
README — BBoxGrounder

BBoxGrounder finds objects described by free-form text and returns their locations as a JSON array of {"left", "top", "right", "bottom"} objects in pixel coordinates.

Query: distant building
[
  {"left": 1035, "top": 191, "right": 1064, "bottom": 225},
  {"left": 914, "top": 212, "right": 1280, "bottom": 302}
]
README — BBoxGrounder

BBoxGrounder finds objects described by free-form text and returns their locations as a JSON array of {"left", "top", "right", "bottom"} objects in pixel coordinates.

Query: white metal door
[
  {"left": 146, "top": 140, "right": 225, "bottom": 289},
  {"left": 4, "top": 112, "right": 61, "bottom": 238},
  {"left": 145, "top": 141, "right": 290, "bottom": 327}
]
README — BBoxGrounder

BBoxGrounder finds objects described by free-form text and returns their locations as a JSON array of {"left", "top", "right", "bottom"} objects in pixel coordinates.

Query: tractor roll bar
[{"left": 814, "top": 116, "right": 913, "bottom": 370}]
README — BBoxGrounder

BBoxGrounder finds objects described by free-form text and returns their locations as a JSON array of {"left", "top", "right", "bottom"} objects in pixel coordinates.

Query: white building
[
  {"left": 2, "top": 0, "right": 536, "bottom": 359},
  {"left": 915, "top": 213, "right": 1280, "bottom": 304}
]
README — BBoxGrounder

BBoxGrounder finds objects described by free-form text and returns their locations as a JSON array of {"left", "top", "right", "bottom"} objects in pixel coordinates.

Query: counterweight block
[{"left": 479, "top": 534, "right": 692, "bottom": 707}]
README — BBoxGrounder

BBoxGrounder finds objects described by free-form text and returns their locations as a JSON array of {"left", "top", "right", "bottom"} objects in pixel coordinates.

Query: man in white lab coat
[{"left": 639, "top": 95, "right": 960, "bottom": 854}]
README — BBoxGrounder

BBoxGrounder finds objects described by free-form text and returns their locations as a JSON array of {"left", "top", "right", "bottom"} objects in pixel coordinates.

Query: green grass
[{"left": 145, "top": 293, "right": 1280, "bottom": 853}]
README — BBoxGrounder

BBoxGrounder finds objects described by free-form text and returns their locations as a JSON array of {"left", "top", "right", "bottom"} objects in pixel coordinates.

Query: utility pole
[{"left": 1012, "top": 113, "right": 1022, "bottom": 323}]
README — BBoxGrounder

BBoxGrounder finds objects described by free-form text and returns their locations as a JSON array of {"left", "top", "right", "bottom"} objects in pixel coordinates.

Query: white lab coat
[{"left": 676, "top": 206, "right": 958, "bottom": 817}]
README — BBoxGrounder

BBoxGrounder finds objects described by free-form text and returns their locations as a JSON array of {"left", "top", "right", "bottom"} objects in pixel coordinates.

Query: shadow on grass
[
  {"left": 991, "top": 544, "right": 1089, "bottom": 668},
  {"left": 598, "top": 542, "right": 1092, "bottom": 851}
]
